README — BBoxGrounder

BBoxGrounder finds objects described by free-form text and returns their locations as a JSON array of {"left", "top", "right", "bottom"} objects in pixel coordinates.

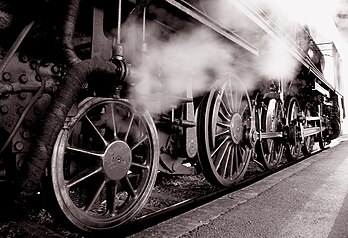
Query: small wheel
[
  {"left": 318, "top": 135, "right": 330, "bottom": 149},
  {"left": 317, "top": 105, "right": 331, "bottom": 150},
  {"left": 197, "top": 79, "right": 252, "bottom": 187},
  {"left": 302, "top": 106, "right": 315, "bottom": 155},
  {"left": 285, "top": 97, "right": 302, "bottom": 160},
  {"left": 331, "top": 114, "right": 341, "bottom": 140},
  {"left": 51, "top": 98, "right": 159, "bottom": 232},
  {"left": 256, "top": 99, "right": 284, "bottom": 170},
  {"left": 318, "top": 123, "right": 330, "bottom": 150}
]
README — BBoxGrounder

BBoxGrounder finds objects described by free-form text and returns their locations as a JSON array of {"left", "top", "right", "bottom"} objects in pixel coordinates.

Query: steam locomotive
[{"left": 0, "top": 0, "right": 345, "bottom": 233}]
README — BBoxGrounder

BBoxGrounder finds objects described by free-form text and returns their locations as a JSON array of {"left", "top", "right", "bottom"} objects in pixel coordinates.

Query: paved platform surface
[{"left": 130, "top": 134, "right": 348, "bottom": 238}]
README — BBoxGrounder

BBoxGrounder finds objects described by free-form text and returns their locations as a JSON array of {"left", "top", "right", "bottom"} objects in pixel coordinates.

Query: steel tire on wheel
[
  {"left": 256, "top": 98, "right": 284, "bottom": 170},
  {"left": 51, "top": 97, "right": 159, "bottom": 232},
  {"left": 302, "top": 106, "right": 315, "bottom": 155},
  {"left": 318, "top": 124, "right": 330, "bottom": 150},
  {"left": 197, "top": 79, "right": 252, "bottom": 187},
  {"left": 285, "top": 97, "right": 302, "bottom": 160}
]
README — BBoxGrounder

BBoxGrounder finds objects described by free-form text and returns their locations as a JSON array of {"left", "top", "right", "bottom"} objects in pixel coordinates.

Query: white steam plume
[
  {"left": 123, "top": 18, "right": 252, "bottom": 111},
  {"left": 122, "top": 0, "right": 345, "bottom": 111}
]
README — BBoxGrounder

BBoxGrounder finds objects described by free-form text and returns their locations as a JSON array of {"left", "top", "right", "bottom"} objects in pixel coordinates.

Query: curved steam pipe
[
  {"left": 62, "top": 0, "right": 82, "bottom": 66},
  {"left": 16, "top": 58, "right": 125, "bottom": 206},
  {"left": 16, "top": 0, "right": 130, "bottom": 208}
]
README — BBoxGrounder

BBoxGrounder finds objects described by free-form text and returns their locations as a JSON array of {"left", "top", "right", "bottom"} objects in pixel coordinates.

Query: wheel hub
[
  {"left": 230, "top": 113, "right": 243, "bottom": 144},
  {"left": 103, "top": 140, "right": 132, "bottom": 180}
]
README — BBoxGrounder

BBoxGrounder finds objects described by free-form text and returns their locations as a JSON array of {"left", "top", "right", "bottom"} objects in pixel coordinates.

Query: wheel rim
[
  {"left": 51, "top": 98, "right": 159, "bottom": 231},
  {"left": 302, "top": 107, "right": 315, "bottom": 155},
  {"left": 197, "top": 79, "right": 252, "bottom": 187},
  {"left": 256, "top": 99, "right": 284, "bottom": 170},
  {"left": 317, "top": 108, "right": 331, "bottom": 150},
  {"left": 318, "top": 124, "right": 330, "bottom": 150},
  {"left": 318, "top": 134, "right": 330, "bottom": 149},
  {"left": 286, "top": 97, "right": 302, "bottom": 160}
]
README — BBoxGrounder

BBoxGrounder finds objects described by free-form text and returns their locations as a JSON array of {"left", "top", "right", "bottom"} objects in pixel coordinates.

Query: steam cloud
[{"left": 122, "top": 0, "right": 345, "bottom": 111}]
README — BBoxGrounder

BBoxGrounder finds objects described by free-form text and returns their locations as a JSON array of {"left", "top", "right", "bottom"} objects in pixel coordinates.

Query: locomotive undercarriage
[{"left": 0, "top": 0, "right": 344, "bottom": 233}]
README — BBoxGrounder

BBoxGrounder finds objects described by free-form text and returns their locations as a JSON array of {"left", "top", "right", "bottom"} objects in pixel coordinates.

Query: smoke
[
  {"left": 134, "top": 28, "right": 234, "bottom": 94},
  {"left": 122, "top": 0, "right": 345, "bottom": 111},
  {"left": 258, "top": 0, "right": 348, "bottom": 90},
  {"left": 123, "top": 12, "right": 252, "bottom": 111}
]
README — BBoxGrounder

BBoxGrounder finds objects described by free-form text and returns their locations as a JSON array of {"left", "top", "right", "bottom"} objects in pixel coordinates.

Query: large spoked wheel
[
  {"left": 302, "top": 106, "right": 315, "bottom": 155},
  {"left": 197, "top": 79, "right": 252, "bottom": 187},
  {"left": 51, "top": 97, "right": 159, "bottom": 232},
  {"left": 285, "top": 97, "right": 302, "bottom": 160},
  {"left": 256, "top": 99, "right": 284, "bottom": 170}
]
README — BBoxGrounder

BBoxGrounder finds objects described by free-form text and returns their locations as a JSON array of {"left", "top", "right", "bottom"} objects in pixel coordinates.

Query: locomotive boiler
[{"left": 0, "top": 0, "right": 345, "bottom": 233}]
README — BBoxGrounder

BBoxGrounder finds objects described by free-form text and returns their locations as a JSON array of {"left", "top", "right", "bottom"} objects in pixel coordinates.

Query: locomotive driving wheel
[
  {"left": 197, "top": 79, "right": 252, "bottom": 187},
  {"left": 51, "top": 97, "right": 159, "bottom": 232},
  {"left": 302, "top": 106, "right": 315, "bottom": 155},
  {"left": 318, "top": 118, "right": 331, "bottom": 150},
  {"left": 256, "top": 98, "right": 284, "bottom": 170},
  {"left": 285, "top": 97, "right": 302, "bottom": 160}
]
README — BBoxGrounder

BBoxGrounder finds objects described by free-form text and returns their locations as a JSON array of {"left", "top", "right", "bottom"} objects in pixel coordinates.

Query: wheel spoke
[
  {"left": 131, "top": 162, "right": 150, "bottom": 170},
  {"left": 124, "top": 114, "right": 135, "bottom": 142},
  {"left": 229, "top": 145, "right": 236, "bottom": 177},
  {"left": 67, "top": 146, "right": 104, "bottom": 158},
  {"left": 85, "top": 115, "right": 109, "bottom": 147},
  {"left": 218, "top": 108, "right": 230, "bottom": 122},
  {"left": 110, "top": 104, "right": 119, "bottom": 140},
  {"left": 215, "top": 129, "right": 229, "bottom": 138},
  {"left": 211, "top": 136, "right": 229, "bottom": 157},
  {"left": 122, "top": 175, "right": 137, "bottom": 198},
  {"left": 220, "top": 98, "right": 232, "bottom": 117},
  {"left": 221, "top": 143, "right": 232, "bottom": 178},
  {"left": 214, "top": 141, "right": 230, "bottom": 169},
  {"left": 84, "top": 179, "right": 106, "bottom": 213},
  {"left": 239, "top": 102, "right": 248, "bottom": 117},
  {"left": 227, "top": 80, "right": 234, "bottom": 111},
  {"left": 131, "top": 134, "right": 148, "bottom": 150},
  {"left": 241, "top": 147, "right": 249, "bottom": 165},
  {"left": 106, "top": 181, "right": 117, "bottom": 215},
  {"left": 268, "top": 140, "right": 274, "bottom": 163},
  {"left": 66, "top": 166, "right": 103, "bottom": 188},
  {"left": 232, "top": 84, "right": 242, "bottom": 112},
  {"left": 226, "top": 80, "right": 241, "bottom": 112},
  {"left": 217, "top": 121, "right": 230, "bottom": 128},
  {"left": 234, "top": 145, "right": 240, "bottom": 175}
]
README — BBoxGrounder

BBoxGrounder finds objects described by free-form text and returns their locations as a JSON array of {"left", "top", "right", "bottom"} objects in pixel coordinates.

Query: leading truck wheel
[
  {"left": 51, "top": 97, "right": 159, "bottom": 232},
  {"left": 197, "top": 79, "right": 252, "bottom": 187}
]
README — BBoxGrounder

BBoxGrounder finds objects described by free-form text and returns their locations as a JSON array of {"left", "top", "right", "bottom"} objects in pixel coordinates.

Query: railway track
[{"left": 0, "top": 146, "right": 323, "bottom": 238}]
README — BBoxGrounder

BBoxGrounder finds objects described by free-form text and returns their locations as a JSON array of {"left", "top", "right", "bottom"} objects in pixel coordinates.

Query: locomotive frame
[{"left": 0, "top": 0, "right": 345, "bottom": 233}]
